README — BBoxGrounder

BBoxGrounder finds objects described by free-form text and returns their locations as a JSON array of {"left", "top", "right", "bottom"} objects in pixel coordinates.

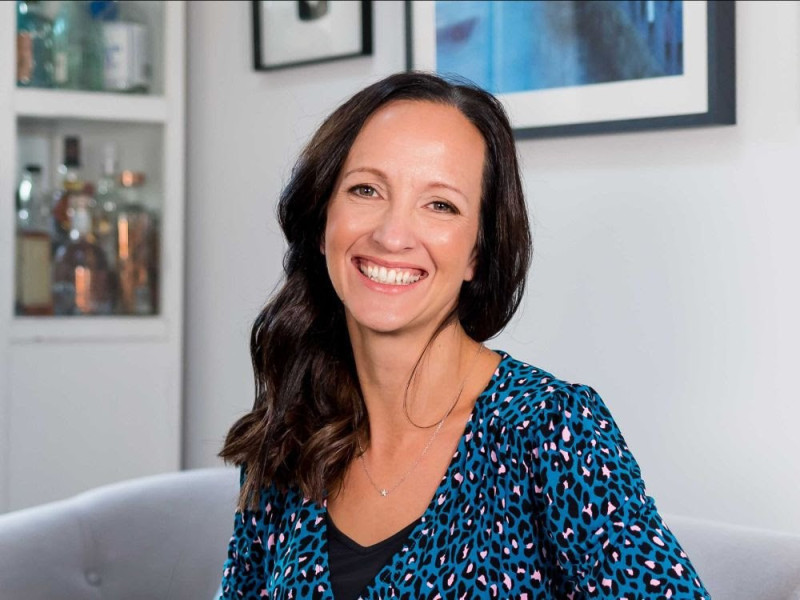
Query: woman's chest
[{"left": 262, "top": 468, "right": 555, "bottom": 599}]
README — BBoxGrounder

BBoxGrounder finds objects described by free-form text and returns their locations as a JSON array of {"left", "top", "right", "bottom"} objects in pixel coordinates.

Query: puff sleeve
[{"left": 533, "top": 385, "right": 710, "bottom": 598}]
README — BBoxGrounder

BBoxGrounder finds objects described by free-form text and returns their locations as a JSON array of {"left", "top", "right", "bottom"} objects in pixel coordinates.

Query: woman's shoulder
[
  {"left": 237, "top": 465, "right": 305, "bottom": 517},
  {"left": 482, "top": 349, "right": 646, "bottom": 495},
  {"left": 481, "top": 350, "right": 608, "bottom": 433}
]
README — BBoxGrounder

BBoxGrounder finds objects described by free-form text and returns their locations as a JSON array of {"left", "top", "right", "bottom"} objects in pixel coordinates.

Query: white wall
[
  {"left": 185, "top": 1, "right": 800, "bottom": 535},
  {"left": 184, "top": 0, "right": 408, "bottom": 467}
]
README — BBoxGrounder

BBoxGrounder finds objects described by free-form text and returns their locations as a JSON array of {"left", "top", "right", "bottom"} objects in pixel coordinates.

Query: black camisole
[{"left": 326, "top": 513, "right": 420, "bottom": 600}]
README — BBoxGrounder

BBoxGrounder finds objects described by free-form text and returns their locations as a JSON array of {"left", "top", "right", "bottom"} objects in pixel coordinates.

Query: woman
[{"left": 219, "top": 72, "right": 709, "bottom": 599}]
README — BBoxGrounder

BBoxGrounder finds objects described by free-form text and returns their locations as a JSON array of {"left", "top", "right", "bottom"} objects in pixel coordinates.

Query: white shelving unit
[
  {"left": 0, "top": 1, "right": 185, "bottom": 512},
  {"left": 15, "top": 88, "right": 168, "bottom": 122}
]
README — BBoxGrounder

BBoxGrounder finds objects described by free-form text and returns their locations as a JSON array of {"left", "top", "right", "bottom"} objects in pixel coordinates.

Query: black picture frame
[
  {"left": 253, "top": 1, "right": 373, "bottom": 71},
  {"left": 405, "top": 1, "right": 735, "bottom": 139}
]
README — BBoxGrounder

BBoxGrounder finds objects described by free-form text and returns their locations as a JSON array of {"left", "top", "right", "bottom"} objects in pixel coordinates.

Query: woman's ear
[{"left": 464, "top": 246, "right": 477, "bottom": 282}]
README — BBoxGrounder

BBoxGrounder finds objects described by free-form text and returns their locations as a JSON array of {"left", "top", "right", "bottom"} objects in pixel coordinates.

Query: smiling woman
[
  {"left": 217, "top": 72, "right": 710, "bottom": 599},
  {"left": 324, "top": 100, "right": 484, "bottom": 337}
]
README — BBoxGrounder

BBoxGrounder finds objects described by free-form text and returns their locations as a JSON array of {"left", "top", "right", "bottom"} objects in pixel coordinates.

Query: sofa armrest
[
  {"left": 664, "top": 513, "right": 800, "bottom": 600},
  {"left": 0, "top": 468, "right": 239, "bottom": 600}
]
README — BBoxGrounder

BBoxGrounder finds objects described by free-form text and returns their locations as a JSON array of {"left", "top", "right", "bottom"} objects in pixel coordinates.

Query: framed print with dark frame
[
  {"left": 406, "top": 1, "right": 735, "bottom": 138},
  {"left": 253, "top": 1, "right": 373, "bottom": 71}
]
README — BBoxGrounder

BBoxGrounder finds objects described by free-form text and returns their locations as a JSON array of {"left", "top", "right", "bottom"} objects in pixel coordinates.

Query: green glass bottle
[
  {"left": 52, "top": 1, "right": 104, "bottom": 91},
  {"left": 16, "top": 0, "right": 54, "bottom": 87}
]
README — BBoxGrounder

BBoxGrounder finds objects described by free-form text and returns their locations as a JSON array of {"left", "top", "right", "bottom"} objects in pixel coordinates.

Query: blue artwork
[{"left": 435, "top": 0, "right": 684, "bottom": 94}]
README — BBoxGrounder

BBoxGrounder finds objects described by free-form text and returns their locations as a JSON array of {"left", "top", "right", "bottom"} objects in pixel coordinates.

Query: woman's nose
[{"left": 371, "top": 205, "right": 416, "bottom": 252}]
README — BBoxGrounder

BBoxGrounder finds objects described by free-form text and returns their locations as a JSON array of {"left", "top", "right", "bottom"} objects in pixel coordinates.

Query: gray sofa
[
  {"left": 0, "top": 468, "right": 238, "bottom": 600},
  {"left": 0, "top": 467, "right": 798, "bottom": 599}
]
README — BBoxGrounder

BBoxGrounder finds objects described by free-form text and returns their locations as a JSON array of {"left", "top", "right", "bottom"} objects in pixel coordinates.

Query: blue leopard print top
[{"left": 220, "top": 352, "right": 709, "bottom": 599}]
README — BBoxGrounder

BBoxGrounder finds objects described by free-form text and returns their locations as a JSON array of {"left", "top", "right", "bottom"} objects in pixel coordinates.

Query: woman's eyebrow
[
  {"left": 341, "top": 166, "right": 387, "bottom": 180},
  {"left": 424, "top": 181, "right": 468, "bottom": 202}
]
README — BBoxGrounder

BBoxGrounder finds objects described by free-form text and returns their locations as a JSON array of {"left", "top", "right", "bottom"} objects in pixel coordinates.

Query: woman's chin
[
  {"left": 344, "top": 307, "right": 423, "bottom": 337},
  {"left": 348, "top": 316, "right": 412, "bottom": 336}
]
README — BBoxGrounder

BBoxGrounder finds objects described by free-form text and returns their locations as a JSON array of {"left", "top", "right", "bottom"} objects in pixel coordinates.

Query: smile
[{"left": 356, "top": 259, "right": 426, "bottom": 286}]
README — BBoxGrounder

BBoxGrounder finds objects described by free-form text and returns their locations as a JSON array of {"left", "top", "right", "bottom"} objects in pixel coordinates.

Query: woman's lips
[{"left": 354, "top": 257, "right": 427, "bottom": 286}]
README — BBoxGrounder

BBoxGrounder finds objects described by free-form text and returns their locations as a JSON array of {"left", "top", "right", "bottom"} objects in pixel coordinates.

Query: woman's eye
[
  {"left": 349, "top": 185, "right": 378, "bottom": 198},
  {"left": 430, "top": 200, "right": 457, "bottom": 214}
]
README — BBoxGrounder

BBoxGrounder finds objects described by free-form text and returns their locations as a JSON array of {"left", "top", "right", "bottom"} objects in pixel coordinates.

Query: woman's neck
[{"left": 346, "top": 320, "right": 481, "bottom": 441}]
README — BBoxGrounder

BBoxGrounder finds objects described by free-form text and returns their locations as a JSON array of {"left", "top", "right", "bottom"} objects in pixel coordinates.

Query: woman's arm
[
  {"left": 534, "top": 385, "right": 709, "bottom": 598},
  {"left": 219, "top": 467, "right": 267, "bottom": 600},
  {"left": 219, "top": 508, "right": 266, "bottom": 599},
  {"left": 562, "top": 494, "right": 708, "bottom": 598}
]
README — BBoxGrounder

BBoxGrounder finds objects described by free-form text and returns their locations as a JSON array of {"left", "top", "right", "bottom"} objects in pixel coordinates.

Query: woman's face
[{"left": 323, "top": 100, "right": 485, "bottom": 338}]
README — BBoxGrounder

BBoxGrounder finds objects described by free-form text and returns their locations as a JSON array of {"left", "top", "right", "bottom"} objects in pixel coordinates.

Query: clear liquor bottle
[
  {"left": 53, "top": 0, "right": 104, "bottom": 90},
  {"left": 16, "top": 0, "right": 54, "bottom": 88},
  {"left": 116, "top": 171, "right": 156, "bottom": 315},
  {"left": 15, "top": 165, "right": 53, "bottom": 315},
  {"left": 52, "top": 194, "right": 113, "bottom": 316},
  {"left": 93, "top": 142, "right": 119, "bottom": 270}
]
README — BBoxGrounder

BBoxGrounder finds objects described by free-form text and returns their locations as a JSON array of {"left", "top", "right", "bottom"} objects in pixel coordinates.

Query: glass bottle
[
  {"left": 52, "top": 0, "right": 84, "bottom": 89},
  {"left": 84, "top": 1, "right": 108, "bottom": 91},
  {"left": 52, "top": 135, "right": 87, "bottom": 251},
  {"left": 101, "top": 1, "right": 150, "bottom": 93},
  {"left": 93, "top": 142, "right": 119, "bottom": 270},
  {"left": 53, "top": 194, "right": 113, "bottom": 316},
  {"left": 53, "top": 0, "right": 104, "bottom": 90},
  {"left": 89, "top": 1, "right": 121, "bottom": 93},
  {"left": 16, "top": 0, "right": 54, "bottom": 88},
  {"left": 15, "top": 165, "right": 54, "bottom": 315},
  {"left": 116, "top": 171, "right": 156, "bottom": 315}
]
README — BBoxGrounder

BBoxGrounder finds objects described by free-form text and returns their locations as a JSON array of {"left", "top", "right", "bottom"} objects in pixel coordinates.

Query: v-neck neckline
[
  {"left": 327, "top": 511, "right": 420, "bottom": 554},
  {"left": 315, "top": 351, "right": 507, "bottom": 600}
]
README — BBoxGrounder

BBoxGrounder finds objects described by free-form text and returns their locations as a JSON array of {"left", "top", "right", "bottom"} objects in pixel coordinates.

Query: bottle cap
[
  {"left": 119, "top": 171, "right": 145, "bottom": 187},
  {"left": 89, "top": 0, "right": 119, "bottom": 20},
  {"left": 64, "top": 136, "right": 81, "bottom": 168}
]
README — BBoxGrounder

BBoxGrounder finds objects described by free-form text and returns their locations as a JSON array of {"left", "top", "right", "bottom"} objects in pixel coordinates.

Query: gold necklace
[{"left": 357, "top": 344, "right": 483, "bottom": 498}]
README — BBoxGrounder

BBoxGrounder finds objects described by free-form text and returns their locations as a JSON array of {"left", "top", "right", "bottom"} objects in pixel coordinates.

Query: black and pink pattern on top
[{"left": 221, "top": 352, "right": 709, "bottom": 599}]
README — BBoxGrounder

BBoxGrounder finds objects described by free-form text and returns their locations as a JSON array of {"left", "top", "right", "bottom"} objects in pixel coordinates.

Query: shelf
[
  {"left": 9, "top": 316, "right": 168, "bottom": 344},
  {"left": 2, "top": 0, "right": 186, "bottom": 514},
  {"left": 15, "top": 88, "right": 167, "bottom": 124}
]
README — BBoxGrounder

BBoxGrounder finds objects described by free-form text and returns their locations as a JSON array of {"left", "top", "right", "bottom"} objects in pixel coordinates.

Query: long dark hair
[{"left": 219, "top": 72, "right": 531, "bottom": 509}]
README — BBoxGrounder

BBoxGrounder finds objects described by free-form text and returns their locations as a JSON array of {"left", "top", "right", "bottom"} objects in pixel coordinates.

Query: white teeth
[{"left": 358, "top": 262, "right": 423, "bottom": 286}]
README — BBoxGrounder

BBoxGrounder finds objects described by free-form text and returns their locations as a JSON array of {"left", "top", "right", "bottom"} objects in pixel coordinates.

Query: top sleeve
[
  {"left": 219, "top": 466, "right": 268, "bottom": 600},
  {"left": 533, "top": 384, "right": 710, "bottom": 599}
]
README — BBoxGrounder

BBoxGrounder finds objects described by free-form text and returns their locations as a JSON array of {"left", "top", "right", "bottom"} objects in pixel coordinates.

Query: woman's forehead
[{"left": 341, "top": 101, "right": 486, "bottom": 189}]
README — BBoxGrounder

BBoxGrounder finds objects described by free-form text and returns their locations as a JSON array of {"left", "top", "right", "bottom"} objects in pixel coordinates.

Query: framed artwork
[
  {"left": 406, "top": 1, "right": 735, "bottom": 138},
  {"left": 253, "top": 1, "right": 373, "bottom": 71}
]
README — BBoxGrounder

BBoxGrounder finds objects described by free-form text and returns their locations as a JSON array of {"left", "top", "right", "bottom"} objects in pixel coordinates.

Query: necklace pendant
[{"left": 380, "top": 489, "right": 388, "bottom": 497}]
